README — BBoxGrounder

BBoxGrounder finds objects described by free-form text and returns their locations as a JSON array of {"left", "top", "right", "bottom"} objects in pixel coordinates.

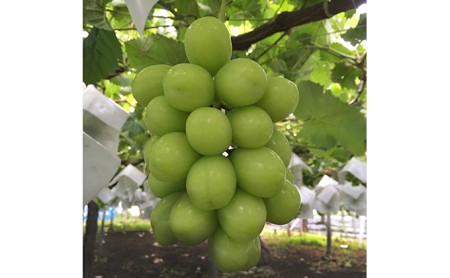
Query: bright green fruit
[
  {"left": 264, "top": 179, "right": 301, "bottom": 225},
  {"left": 132, "top": 64, "right": 171, "bottom": 107},
  {"left": 150, "top": 192, "right": 183, "bottom": 245},
  {"left": 186, "top": 107, "right": 232, "bottom": 155},
  {"left": 184, "top": 16, "right": 232, "bottom": 76},
  {"left": 209, "top": 227, "right": 261, "bottom": 273},
  {"left": 230, "top": 147, "right": 285, "bottom": 198},
  {"left": 286, "top": 168, "right": 294, "bottom": 184},
  {"left": 227, "top": 106, "right": 273, "bottom": 148},
  {"left": 143, "top": 96, "right": 189, "bottom": 136},
  {"left": 215, "top": 58, "right": 267, "bottom": 108},
  {"left": 169, "top": 193, "right": 218, "bottom": 245},
  {"left": 163, "top": 63, "right": 215, "bottom": 112},
  {"left": 265, "top": 126, "right": 292, "bottom": 167},
  {"left": 186, "top": 155, "right": 236, "bottom": 210},
  {"left": 255, "top": 76, "right": 300, "bottom": 122},
  {"left": 143, "top": 135, "right": 159, "bottom": 173},
  {"left": 147, "top": 173, "right": 185, "bottom": 198},
  {"left": 148, "top": 132, "right": 201, "bottom": 182},
  {"left": 217, "top": 189, "right": 266, "bottom": 242}
]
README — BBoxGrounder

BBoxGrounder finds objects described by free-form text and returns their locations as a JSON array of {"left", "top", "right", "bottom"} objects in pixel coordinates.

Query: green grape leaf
[
  {"left": 310, "top": 61, "right": 333, "bottom": 86},
  {"left": 174, "top": 0, "right": 200, "bottom": 17},
  {"left": 122, "top": 116, "right": 146, "bottom": 137},
  {"left": 329, "top": 42, "right": 355, "bottom": 57},
  {"left": 83, "top": 27, "right": 122, "bottom": 85},
  {"left": 329, "top": 147, "right": 351, "bottom": 162},
  {"left": 109, "top": 5, "right": 133, "bottom": 29},
  {"left": 294, "top": 81, "right": 366, "bottom": 156},
  {"left": 319, "top": 50, "right": 341, "bottom": 63},
  {"left": 342, "top": 14, "right": 366, "bottom": 45},
  {"left": 269, "top": 58, "right": 288, "bottom": 73},
  {"left": 197, "top": 0, "right": 222, "bottom": 16},
  {"left": 83, "top": 0, "right": 113, "bottom": 30},
  {"left": 331, "top": 63, "right": 360, "bottom": 90},
  {"left": 125, "top": 35, "right": 188, "bottom": 71},
  {"left": 228, "top": 0, "right": 264, "bottom": 20}
]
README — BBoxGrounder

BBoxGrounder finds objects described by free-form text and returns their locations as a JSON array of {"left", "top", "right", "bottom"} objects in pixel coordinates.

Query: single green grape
[
  {"left": 186, "top": 107, "right": 232, "bottom": 155},
  {"left": 229, "top": 147, "right": 285, "bottom": 198},
  {"left": 143, "top": 96, "right": 189, "bottom": 136},
  {"left": 131, "top": 64, "right": 171, "bottom": 107},
  {"left": 255, "top": 76, "right": 300, "bottom": 122},
  {"left": 184, "top": 16, "right": 232, "bottom": 76},
  {"left": 163, "top": 63, "right": 215, "bottom": 112},
  {"left": 148, "top": 132, "right": 201, "bottom": 182},
  {"left": 186, "top": 155, "right": 236, "bottom": 210},
  {"left": 227, "top": 106, "right": 273, "bottom": 148},
  {"left": 215, "top": 58, "right": 267, "bottom": 108}
]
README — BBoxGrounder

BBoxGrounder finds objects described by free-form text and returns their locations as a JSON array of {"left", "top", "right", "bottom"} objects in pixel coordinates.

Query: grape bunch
[{"left": 132, "top": 16, "right": 301, "bottom": 273}]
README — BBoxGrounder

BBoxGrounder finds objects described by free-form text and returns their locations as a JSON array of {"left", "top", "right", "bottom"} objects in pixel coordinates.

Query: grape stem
[
  {"left": 218, "top": 0, "right": 232, "bottom": 22},
  {"left": 212, "top": 99, "right": 222, "bottom": 109}
]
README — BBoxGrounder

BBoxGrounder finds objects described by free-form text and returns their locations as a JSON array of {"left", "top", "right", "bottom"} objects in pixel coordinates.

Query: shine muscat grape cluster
[{"left": 132, "top": 16, "right": 301, "bottom": 273}]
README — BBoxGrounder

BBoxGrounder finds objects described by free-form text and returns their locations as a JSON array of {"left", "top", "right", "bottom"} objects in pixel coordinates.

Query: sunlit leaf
[
  {"left": 310, "top": 61, "right": 333, "bottom": 86},
  {"left": 197, "top": 0, "right": 222, "bottom": 17},
  {"left": 331, "top": 63, "right": 360, "bottom": 90},
  {"left": 342, "top": 14, "right": 366, "bottom": 45},
  {"left": 125, "top": 35, "right": 188, "bottom": 71},
  {"left": 294, "top": 81, "right": 366, "bottom": 155},
  {"left": 228, "top": 0, "right": 264, "bottom": 20}
]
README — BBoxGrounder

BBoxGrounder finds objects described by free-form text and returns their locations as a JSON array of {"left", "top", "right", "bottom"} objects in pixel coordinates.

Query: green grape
[
  {"left": 186, "top": 155, "right": 236, "bottom": 210},
  {"left": 148, "top": 132, "right": 201, "bottom": 182},
  {"left": 143, "top": 96, "right": 189, "bottom": 136},
  {"left": 184, "top": 16, "right": 232, "bottom": 76},
  {"left": 286, "top": 167, "right": 295, "bottom": 184},
  {"left": 150, "top": 192, "right": 183, "bottom": 245},
  {"left": 230, "top": 147, "right": 285, "bottom": 198},
  {"left": 215, "top": 58, "right": 268, "bottom": 108},
  {"left": 130, "top": 24, "right": 305, "bottom": 272},
  {"left": 143, "top": 135, "right": 160, "bottom": 172},
  {"left": 217, "top": 189, "right": 266, "bottom": 242},
  {"left": 255, "top": 76, "right": 300, "bottom": 122},
  {"left": 227, "top": 106, "right": 273, "bottom": 148},
  {"left": 163, "top": 63, "right": 215, "bottom": 112},
  {"left": 147, "top": 173, "right": 185, "bottom": 198},
  {"left": 132, "top": 64, "right": 171, "bottom": 107},
  {"left": 186, "top": 107, "right": 232, "bottom": 155},
  {"left": 208, "top": 227, "right": 261, "bottom": 273},
  {"left": 169, "top": 193, "right": 218, "bottom": 245},
  {"left": 264, "top": 179, "right": 301, "bottom": 225},
  {"left": 265, "top": 126, "right": 292, "bottom": 167}
]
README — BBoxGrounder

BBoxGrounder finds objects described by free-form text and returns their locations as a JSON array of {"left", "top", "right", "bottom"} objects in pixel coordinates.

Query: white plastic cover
[
  {"left": 124, "top": 0, "right": 159, "bottom": 37},
  {"left": 316, "top": 175, "right": 339, "bottom": 188},
  {"left": 110, "top": 164, "right": 147, "bottom": 186},
  {"left": 288, "top": 153, "right": 312, "bottom": 187},
  {"left": 298, "top": 186, "right": 316, "bottom": 219},
  {"left": 83, "top": 132, "right": 121, "bottom": 205},
  {"left": 83, "top": 110, "right": 122, "bottom": 153},
  {"left": 313, "top": 175, "right": 341, "bottom": 214},
  {"left": 83, "top": 85, "right": 129, "bottom": 131},
  {"left": 338, "top": 157, "right": 367, "bottom": 184},
  {"left": 97, "top": 187, "right": 117, "bottom": 204},
  {"left": 337, "top": 182, "right": 367, "bottom": 216},
  {"left": 110, "top": 164, "right": 147, "bottom": 206}
]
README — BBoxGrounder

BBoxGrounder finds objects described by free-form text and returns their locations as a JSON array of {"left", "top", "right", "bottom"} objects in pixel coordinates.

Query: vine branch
[
  {"left": 218, "top": 0, "right": 232, "bottom": 22},
  {"left": 349, "top": 53, "right": 367, "bottom": 105},
  {"left": 231, "top": 0, "right": 366, "bottom": 51}
]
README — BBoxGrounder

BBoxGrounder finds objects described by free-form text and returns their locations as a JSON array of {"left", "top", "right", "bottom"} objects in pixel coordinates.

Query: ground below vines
[{"left": 91, "top": 230, "right": 366, "bottom": 278}]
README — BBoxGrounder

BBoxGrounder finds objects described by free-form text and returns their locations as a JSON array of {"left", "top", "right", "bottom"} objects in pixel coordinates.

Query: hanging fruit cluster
[{"left": 132, "top": 16, "right": 301, "bottom": 273}]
